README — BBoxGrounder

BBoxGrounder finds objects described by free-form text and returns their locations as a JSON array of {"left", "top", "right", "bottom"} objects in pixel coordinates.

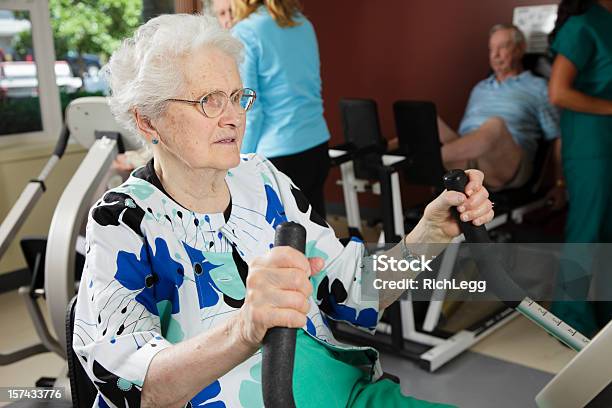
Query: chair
[
  {"left": 66, "top": 296, "right": 98, "bottom": 408},
  {"left": 338, "top": 99, "right": 387, "bottom": 181},
  {"left": 330, "top": 98, "right": 550, "bottom": 371},
  {"left": 392, "top": 101, "right": 446, "bottom": 190},
  {"left": 488, "top": 137, "right": 553, "bottom": 221},
  {"left": 393, "top": 100, "right": 554, "bottom": 225},
  {"left": 392, "top": 101, "right": 448, "bottom": 230},
  {"left": 334, "top": 99, "right": 407, "bottom": 241}
]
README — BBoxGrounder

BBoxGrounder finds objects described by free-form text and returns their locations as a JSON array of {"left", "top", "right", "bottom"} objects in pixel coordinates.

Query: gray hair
[
  {"left": 105, "top": 13, "right": 243, "bottom": 141},
  {"left": 489, "top": 24, "right": 526, "bottom": 47}
]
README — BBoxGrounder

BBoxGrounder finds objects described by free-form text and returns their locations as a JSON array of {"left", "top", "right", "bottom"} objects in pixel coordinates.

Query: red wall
[{"left": 302, "top": 0, "right": 558, "bottom": 206}]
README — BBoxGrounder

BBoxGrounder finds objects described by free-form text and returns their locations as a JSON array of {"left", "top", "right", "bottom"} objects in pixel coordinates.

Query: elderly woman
[{"left": 74, "top": 14, "right": 493, "bottom": 408}]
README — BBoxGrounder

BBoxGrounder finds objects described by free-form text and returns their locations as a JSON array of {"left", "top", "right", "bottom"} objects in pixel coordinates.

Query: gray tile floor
[{"left": 381, "top": 350, "right": 553, "bottom": 408}]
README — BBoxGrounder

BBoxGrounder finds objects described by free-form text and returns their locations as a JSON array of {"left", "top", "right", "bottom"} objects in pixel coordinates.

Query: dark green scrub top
[{"left": 552, "top": 3, "right": 612, "bottom": 160}]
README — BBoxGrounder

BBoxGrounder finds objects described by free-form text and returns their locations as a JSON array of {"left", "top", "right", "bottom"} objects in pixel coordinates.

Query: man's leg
[
  {"left": 437, "top": 116, "right": 460, "bottom": 144},
  {"left": 441, "top": 117, "right": 522, "bottom": 189}
]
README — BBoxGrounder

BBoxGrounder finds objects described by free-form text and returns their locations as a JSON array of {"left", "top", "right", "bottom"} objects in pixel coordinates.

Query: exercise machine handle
[
  {"left": 262, "top": 222, "right": 305, "bottom": 408},
  {"left": 443, "top": 169, "right": 525, "bottom": 308},
  {"left": 442, "top": 170, "right": 492, "bottom": 244},
  {"left": 443, "top": 169, "right": 589, "bottom": 351}
]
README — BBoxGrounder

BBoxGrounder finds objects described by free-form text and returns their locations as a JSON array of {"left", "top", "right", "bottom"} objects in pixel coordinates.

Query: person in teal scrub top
[{"left": 549, "top": 0, "right": 612, "bottom": 336}]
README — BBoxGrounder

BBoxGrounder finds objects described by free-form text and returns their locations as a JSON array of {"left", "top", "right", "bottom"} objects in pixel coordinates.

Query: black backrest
[
  {"left": 529, "top": 138, "right": 553, "bottom": 193},
  {"left": 66, "top": 296, "right": 98, "bottom": 407},
  {"left": 21, "top": 237, "right": 86, "bottom": 292},
  {"left": 522, "top": 53, "right": 552, "bottom": 79},
  {"left": 393, "top": 101, "right": 445, "bottom": 189},
  {"left": 339, "top": 99, "right": 385, "bottom": 180},
  {"left": 504, "top": 136, "right": 554, "bottom": 196},
  {"left": 20, "top": 237, "right": 48, "bottom": 291}
]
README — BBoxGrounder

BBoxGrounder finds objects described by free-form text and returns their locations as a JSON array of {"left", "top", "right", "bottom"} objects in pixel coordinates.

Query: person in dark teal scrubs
[{"left": 549, "top": 0, "right": 612, "bottom": 336}]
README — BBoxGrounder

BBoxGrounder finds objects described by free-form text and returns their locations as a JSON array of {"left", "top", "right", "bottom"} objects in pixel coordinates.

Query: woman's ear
[{"left": 133, "top": 109, "right": 158, "bottom": 143}]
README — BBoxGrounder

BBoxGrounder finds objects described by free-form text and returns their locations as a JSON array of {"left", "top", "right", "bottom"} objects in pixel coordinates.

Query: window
[
  {"left": 0, "top": 10, "right": 43, "bottom": 135},
  {"left": 0, "top": 1, "right": 61, "bottom": 143}
]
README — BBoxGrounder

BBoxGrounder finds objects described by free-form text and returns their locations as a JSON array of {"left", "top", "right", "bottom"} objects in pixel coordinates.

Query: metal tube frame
[{"left": 44, "top": 137, "right": 118, "bottom": 355}]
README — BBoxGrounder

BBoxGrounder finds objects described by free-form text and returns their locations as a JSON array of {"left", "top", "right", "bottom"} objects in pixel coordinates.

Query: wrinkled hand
[
  {"left": 421, "top": 169, "right": 494, "bottom": 242},
  {"left": 237, "top": 247, "right": 324, "bottom": 348},
  {"left": 545, "top": 186, "right": 567, "bottom": 211}
]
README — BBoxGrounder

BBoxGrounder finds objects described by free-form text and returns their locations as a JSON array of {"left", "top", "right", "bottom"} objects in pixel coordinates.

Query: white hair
[
  {"left": 489, "top": 24, "right": 526, "bottom": 47},
  {"left": 105, "top": 13, "right": 243, "bottom": 141}
]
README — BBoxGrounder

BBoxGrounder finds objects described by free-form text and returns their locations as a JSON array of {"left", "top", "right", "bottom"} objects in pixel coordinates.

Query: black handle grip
[
  {"left": 443, "top": 170, "right": 492, "bottom": 243},
  {"left": 261, "top": 222, "right": 305, "bottom": 408},
  {"left": 443, "top": 169, "right": 524, "bottom": 308}
]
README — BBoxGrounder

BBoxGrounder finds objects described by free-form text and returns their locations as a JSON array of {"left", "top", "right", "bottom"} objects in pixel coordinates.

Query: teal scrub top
[{"left": 552, "top": 3, "right": 612, "bottom": 160}]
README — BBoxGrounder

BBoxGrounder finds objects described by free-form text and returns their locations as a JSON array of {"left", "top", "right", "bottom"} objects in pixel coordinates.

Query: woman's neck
[{"left": 154, "top": 156, "right": 230, "bottom": 214}]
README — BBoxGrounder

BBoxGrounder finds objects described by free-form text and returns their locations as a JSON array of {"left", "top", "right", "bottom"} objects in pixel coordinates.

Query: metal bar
[
  {"left": 420, "top": 310, "right": 519, "bottom": 372},
  {"left": 45, "top": 138, "right": 117, "bottom": 355},
  {"left": 378, "top": 167, "right": 399, "bottom": 243},
  {"left": 339, "top": 161, "right": 362, "bottom": 231},
  {"left": 0, "top": 183, "right": 44, "bottom": 259},
  {"left": 422, "top": 237, "right": 462, "bottom": 332}
]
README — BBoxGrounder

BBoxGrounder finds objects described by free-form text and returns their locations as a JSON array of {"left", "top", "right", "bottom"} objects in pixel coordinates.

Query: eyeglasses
[{"left": 166, "top": 88, "right": 256, "bottom": 118}]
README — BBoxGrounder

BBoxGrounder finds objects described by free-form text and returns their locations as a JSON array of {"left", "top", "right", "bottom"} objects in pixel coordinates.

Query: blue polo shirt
[
  {"left": 458, "top": 71, "right": 560, "bottom": 161},
  {"left": 232, "top": 7, "right": 330, "bottom": 158}
]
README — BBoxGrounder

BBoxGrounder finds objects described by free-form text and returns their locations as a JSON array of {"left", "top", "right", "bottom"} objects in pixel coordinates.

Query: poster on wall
[{"left": 513, "top": 5, "right": 559, "bottom": 54}]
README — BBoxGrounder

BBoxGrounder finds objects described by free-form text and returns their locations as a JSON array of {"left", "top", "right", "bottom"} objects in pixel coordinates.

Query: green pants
[
  {"left": 293, "top": 330, "right": 456, "bottom": 408},
  {"left": 552, "top": 158, "right": 612, "bottom": 337}
]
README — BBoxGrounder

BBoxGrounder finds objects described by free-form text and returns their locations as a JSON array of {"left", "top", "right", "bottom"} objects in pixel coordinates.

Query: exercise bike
[{"left": 261, "top": 170, "right": 611, "bottom": 408}]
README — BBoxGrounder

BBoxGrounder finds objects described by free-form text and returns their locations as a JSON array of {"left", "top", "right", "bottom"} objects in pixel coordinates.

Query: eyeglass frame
[{"left": 165, "top": 87, "right": 256, "bottom": 118}]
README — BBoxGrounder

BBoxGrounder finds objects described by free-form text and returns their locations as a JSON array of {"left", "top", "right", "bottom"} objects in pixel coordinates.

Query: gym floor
[{"left": 0, "top": 216, "right": 576, "bottom": 408}]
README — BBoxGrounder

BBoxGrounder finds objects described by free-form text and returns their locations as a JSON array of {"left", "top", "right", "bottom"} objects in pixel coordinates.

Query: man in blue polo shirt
[{"left": 439, "top": 24, "right": 563, "bottom": 194}]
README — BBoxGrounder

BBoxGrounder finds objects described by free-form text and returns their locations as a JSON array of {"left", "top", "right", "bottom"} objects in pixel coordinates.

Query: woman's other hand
[
  {"left": 112, "top": 153, "right": 136, "bottom": 172},
  {"left": 420, "top": 169, "right": 494, "bottom": 242},
  {"left": 237, "top": 247, "right": 324, "bottom": 348}
]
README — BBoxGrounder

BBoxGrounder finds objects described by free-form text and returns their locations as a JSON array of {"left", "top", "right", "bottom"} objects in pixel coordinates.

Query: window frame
[{"left": 1, "top": 0, "right": 62, "bottom": 146}]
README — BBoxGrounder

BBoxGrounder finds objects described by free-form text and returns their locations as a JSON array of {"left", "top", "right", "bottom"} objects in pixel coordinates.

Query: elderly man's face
[
  {"left": 213, "top": 0, "right": 233, "bottom": 29},
  {"left": 489, "top": 29, "right": 524, "bottom": 77},
  {"left": 157, "top": 46, "right": 245, "bottom": 171}
]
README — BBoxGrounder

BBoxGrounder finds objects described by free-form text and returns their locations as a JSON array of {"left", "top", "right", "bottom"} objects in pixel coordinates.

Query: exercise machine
[
  {"left": 328, "top": 99, "right": 527, "bottom": 371},
  {"left": 47, "top": 98, "right": 611, "bottom": 406},
  {"left": 45, "top": 97, "right": 140, "bottom": 357},
  {"left": 260, "top": 170, "right": 610, "bottom": 408},
  {"left": 0, "top": 125, "right": 72, "bottom": 365}
]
